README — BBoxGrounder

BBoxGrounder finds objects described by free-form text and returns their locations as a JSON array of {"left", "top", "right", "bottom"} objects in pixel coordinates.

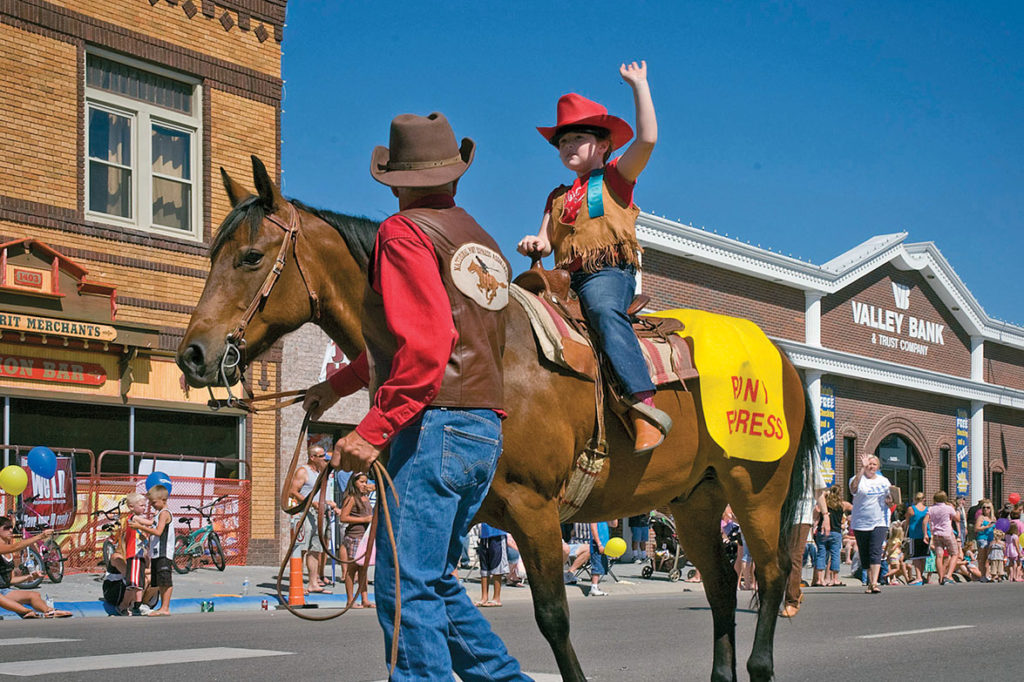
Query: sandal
[
  {"left": 20, "top": 611, "right": 42, "bottom": 619},
  {"left": 44, "top": 610, "right": 73, "bottom": 618},
  {"left": 870, "top": 585, "right": 882, "bottom": 594}
]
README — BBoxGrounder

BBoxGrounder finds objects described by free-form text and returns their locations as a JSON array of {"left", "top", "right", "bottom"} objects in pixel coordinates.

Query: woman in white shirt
[{"left": 849, "top": 454, "right": 896, "bottom": 594}]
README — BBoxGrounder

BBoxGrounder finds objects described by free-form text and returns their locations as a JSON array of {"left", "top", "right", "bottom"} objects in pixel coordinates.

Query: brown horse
[{"left": 178, "top": 157, "right": 813, "bottom": 682}]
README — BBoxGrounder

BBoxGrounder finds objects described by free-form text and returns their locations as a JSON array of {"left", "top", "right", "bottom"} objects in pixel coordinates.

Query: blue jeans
[
  {"left": 814, "top": 531, "right": 842, "bottom": 571},
  {"left": 374, "top": 407, "right": 528, "bottom": 682},
  {"left": 571, "top": 264, "right": 655, "bottom": 397}
]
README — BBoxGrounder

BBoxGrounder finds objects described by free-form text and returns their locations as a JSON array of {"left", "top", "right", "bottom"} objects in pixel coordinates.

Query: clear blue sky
[{"left": 279, "top": 1, "right": 1023, "bottom": 324}]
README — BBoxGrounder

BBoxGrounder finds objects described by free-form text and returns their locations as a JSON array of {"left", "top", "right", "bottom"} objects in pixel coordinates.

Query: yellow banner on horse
[{"left": 646, "top": 309, "right": 790, "bottom": 462}]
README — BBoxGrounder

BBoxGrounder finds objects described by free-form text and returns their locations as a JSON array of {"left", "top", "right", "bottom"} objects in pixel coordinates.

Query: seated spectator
[
  {"left": 0, "top": 518, "right": 71, "bottom": 618},
  {"left": 562, "top": 541, "right": 590, "bottom": 584},
  {"left": 102, "top": 552, "right": 159, "bottom": 616}
]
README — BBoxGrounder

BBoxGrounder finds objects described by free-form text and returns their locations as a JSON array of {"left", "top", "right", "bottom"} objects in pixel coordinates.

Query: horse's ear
[
  {"left": 220, "top": 167, "right": 253, "bottom": 207},
  {"left": 251, "top": 155, "right": 285, "bottom": 210}
]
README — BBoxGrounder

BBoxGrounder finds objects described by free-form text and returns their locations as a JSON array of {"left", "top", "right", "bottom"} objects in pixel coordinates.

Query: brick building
[
  {"left": 0, "top": 0, "right": 286, "bottom": 564},
  {"left": 639, "top": 215, "right": 1024, "bottom": 505}
]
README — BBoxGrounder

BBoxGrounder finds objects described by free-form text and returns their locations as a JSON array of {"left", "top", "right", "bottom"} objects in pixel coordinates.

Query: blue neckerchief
[{"left": 586, "top": 170, "right": 605, "bottom": 219}]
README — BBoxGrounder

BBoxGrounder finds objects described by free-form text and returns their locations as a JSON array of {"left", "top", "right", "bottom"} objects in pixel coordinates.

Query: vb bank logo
[{"left": 891, "top": 281, "right": 911, "bottom": 310}]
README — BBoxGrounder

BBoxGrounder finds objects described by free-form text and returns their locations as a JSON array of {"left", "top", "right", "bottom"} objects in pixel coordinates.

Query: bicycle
[
  {"left": 13, "top": 495, "right": 66, "bottom": 587},
  {"left": 173, "top": 495, "right": 228, "bottom": 574},
  {"left": 95, "top": 502, "right": 129, "bottom": 568}
]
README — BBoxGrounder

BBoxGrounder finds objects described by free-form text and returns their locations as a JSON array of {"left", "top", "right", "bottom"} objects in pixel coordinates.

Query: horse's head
[{"left": 177, "top": 156, "right": 334, "bottom": 388}]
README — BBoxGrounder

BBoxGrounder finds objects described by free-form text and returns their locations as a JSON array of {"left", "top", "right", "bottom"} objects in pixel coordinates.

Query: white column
[
  {"left": 970, "top": 400, "right": 985, "bottom": 504},
  {"left": 805, "top": 292, "right": 823, "bottom": 347},
  {"left": 970, "top": 336, "right": 985, "bottom": 383},
  {"left": 806, "top": 370, "right": 822, "bottom": 425}
]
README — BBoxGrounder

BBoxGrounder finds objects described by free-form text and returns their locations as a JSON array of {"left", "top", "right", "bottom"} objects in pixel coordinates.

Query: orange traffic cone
[{"left": 288, "top": 555, "right": 305, "bottom": 606}]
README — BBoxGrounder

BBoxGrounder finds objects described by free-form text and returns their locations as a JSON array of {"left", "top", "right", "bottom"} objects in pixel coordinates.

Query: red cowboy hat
[{"left": 537, "top": 93, "right": 634, "bottom": 151}]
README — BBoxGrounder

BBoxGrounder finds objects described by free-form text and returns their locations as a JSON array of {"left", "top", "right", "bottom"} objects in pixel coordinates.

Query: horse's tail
[{"left": 777, "top": 385, "right": 817, "bottom": 560}]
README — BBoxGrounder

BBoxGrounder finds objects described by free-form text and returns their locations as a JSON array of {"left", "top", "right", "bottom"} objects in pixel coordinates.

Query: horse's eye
[{"left": 240, "top": 250, "right": 263, "bottom": 267}]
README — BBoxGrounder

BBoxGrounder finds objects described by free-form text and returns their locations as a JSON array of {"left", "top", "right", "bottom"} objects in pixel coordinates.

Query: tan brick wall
[
  {"left": 822, "top": 264, "right": 972, "bottom": 377},
  {"left": 249, "top": 358, "right": 278, "bottom": 539},
  {"left": 49, "top": 0, "right": 281, "bottom": 77},
  {"left": 210, "top": 88, "right": 278, "bottom": 225},
  {"left": 0, "top": 24, "right": 78, "bottom": 209}
]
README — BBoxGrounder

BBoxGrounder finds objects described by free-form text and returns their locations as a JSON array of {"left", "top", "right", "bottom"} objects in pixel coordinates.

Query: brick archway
[{"left": 864, "top": 413, "right": 932, "bottom": 468}]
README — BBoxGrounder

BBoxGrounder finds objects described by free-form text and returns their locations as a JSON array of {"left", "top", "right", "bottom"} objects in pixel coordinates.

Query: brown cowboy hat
[
  {"left": 537, "top": 93, "right": 634, "bottom": 151},
  {"left": 370, "top": 112, "right": 475, "bottom": 188}
]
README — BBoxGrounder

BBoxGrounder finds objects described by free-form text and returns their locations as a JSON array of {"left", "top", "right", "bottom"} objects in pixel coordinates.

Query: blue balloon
[
  {"left": 145, "top": 471, "right": 172, "bottom": 494},
  {"left": 26, "top": 446, "right": 57, "bottom": 479}
]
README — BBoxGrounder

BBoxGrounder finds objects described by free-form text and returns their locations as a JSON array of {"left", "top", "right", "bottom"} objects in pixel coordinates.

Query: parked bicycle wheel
[
  {"left": 208, "top": 532, "right": 226, "bottom": 571},
  {"left": 19, "top": 546, "right": 44, "bottom": 589},
  {"left": 102, "top": 538, "right": 116, "bottom": 568},
  {"left": 43, "top": 539, "right": 64, "bottom": 583},
  {"left": 173, "top": 535, "right": 193, "bottom": 574}
]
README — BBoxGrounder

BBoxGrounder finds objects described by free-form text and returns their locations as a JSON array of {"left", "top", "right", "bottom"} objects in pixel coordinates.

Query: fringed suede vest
[{"left": 549, "top": 168, "right": 641, "bottom": 272}]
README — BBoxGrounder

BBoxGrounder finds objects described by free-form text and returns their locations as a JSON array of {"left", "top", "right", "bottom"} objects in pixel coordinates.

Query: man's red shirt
[{"left": 326, "top": 195, "right": 459, "bottom": 447}]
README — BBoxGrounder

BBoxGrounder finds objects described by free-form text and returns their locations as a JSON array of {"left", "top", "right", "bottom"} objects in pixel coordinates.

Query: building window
[
  {"left": 992, "top": 471, "right": 1003, "bottom": 507},
  {"left": 875, "top": 433, "right": 924, "bottom": 504},
  {"left": 85, "top": 51, "right": 201, "bottom": 239},
  {"left": 6, "top": 398, "right": 239, "bottom": 477},
  {"left": 939, "top": 446, "right": 950, "bottom": 497}
]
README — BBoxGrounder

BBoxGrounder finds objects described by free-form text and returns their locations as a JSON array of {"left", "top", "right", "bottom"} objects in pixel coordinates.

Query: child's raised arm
[{"left": 616, "top": 60, "right": 657, "bottom": 183}]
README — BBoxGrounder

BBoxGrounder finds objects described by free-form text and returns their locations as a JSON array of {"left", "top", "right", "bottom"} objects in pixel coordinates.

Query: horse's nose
[{"left": 178, "top": 342, "right": 207, "bottom": 380}]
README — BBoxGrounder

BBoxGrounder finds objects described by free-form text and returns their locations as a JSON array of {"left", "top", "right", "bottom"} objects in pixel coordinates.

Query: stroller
[{"left": 640, "top": 511, "right": 695, "bottom": 582}]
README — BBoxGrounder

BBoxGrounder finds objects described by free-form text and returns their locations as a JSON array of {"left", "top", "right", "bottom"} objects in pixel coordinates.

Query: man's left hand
[{"left": 333, "top": 431, "right": 381, "bottom": 473}]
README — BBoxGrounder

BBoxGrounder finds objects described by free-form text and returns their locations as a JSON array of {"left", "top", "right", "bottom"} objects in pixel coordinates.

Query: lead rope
[{"left": 270, "top": 410, "right": 402, "bottom": 675}]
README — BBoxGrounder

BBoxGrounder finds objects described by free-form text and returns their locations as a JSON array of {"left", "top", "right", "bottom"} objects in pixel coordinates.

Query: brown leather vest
[
  {"left": 361, "top": 206, "right": 510, "bottom": 411},
  {"left": 549, "top": 172, "right": 641, "bottom": 272}
]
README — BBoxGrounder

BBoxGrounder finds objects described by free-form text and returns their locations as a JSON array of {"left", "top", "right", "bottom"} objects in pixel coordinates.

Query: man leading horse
[{"left": 302, "top": 112, "right": 529, "bottom": 681}]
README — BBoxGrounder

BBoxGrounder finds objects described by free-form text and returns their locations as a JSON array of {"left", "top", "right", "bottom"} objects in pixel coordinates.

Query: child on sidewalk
[
  {"left": 517, "top": 61, "right": 670, "bottom": 454},
  {"left": 122, "top": 492, "right": 151, "bottom": 611},
  {"left": 988, "top": 529, "right": 1006, "bottom": 581},
  {"left": 130, "top": 485, "right": 175, "bottom": 616}
]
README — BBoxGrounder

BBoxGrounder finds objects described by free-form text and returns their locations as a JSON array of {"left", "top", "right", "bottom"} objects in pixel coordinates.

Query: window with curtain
[{"left": 85, "top": 51, "right": 201, "bottom": 239}]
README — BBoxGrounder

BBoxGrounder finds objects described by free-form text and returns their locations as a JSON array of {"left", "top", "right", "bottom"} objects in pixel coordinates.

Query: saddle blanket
[
  {"left": 509, "top": 283, "right": 693, "bottom": 387},
  {"left": 646, "top": 309, "right": 790, "bottom": 462}
]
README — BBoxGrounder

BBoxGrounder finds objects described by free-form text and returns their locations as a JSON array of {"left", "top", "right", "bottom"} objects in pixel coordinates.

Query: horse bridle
[{"left": 207, "top": 200, "right": 320, "bottom": 411}]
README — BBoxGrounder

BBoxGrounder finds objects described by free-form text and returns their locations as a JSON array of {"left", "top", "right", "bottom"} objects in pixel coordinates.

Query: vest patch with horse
[{"left": 646, "top": 309, "right": 790, "bottom": 462}]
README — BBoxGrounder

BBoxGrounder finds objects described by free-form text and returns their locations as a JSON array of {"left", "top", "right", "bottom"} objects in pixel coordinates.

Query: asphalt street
[{"left": 0, "top": 579, "right": 1016, "bottom": 681}]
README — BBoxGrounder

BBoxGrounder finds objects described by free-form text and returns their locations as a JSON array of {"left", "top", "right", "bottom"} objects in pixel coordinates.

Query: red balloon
[{"left": 1010, "top": 493, "right": 1021, "bottom": 505}]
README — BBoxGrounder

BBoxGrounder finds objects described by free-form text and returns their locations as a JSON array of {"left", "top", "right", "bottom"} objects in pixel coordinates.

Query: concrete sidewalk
[
  {"left": 2, "top": 555, "right": 854, "bottom": 619},
  {"left": 0, "top": 555, "right": 710, "bottom": 619}
]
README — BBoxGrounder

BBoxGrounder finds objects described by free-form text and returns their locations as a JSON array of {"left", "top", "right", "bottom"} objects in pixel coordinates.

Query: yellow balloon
[
  {"left": 605, "top": 536, "right": 627, "bottom": 559},
  {"left": 0, "top": 465, "right": 28, "bottom": 496}
]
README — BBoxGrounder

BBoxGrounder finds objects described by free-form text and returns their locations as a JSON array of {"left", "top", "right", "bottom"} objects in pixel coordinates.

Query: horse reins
[{"left": 205, "top": 201, "right": 402, "bottom": 674}]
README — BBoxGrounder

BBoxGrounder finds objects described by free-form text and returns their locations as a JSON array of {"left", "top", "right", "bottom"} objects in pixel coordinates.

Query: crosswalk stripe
[
  {"left": 0, "top": 647, "right": 291, "bottom": 676},
  {"left": 0, "top": 639, "right": 79, "bottom": 648}
]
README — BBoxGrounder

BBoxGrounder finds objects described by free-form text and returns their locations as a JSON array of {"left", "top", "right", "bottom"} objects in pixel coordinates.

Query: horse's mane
[{"left": 209, "top": 197, "right": 379, "bottom": 271}]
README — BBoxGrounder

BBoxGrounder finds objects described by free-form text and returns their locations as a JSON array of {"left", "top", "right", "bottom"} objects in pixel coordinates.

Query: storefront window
[
  {"left": 4, "top": 399, "right": 240, "bottom": 477},
  {"left": 133, "top": 409, "right": 240, "bottom": 478},
  {"left": 8, "top": 398, "right": 129, "bottom": 475}
]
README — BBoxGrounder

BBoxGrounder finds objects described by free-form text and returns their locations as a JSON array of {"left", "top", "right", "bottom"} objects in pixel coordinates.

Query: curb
[{"left": 1, "top": 593, "right": 374, "bottom": 619}]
